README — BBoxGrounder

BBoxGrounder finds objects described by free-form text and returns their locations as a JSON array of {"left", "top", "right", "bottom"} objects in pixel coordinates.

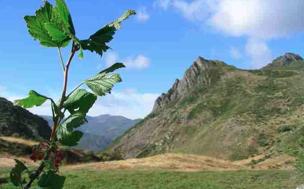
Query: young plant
[{"left": 9, "top": 1, "right": 135, "bottom": 188}]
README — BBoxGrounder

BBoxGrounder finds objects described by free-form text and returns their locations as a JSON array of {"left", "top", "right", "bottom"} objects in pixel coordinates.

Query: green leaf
[
  {"left": 53, "top": 0, "right": 75, "bottom": 35},
  {"left": 38, "top": 171, "right": 65, "bottom": 189},
  {"left": 15, "top": 90, "right": 48, "bottom": 108},
  {"left": 57, "top": 130, "right": 83, "bottom": 146},
  {"left": 80, "top": 10, "right": 135, "bottom": 56},
  {"left": 44, "top": 22, "right": 70, "bottom": 44},
  {"left": 100, "top": 63, "right": 125, "bottom": 74},
  {"left": 62, "top": 112, "right": 86, "bottom": 130},
  {"left": 10, "top": 159, "right": 28, "bottom": 186},
  {"left": 85, "top": 73, "right": 122, "bottom": 96},
  {"left": 24, "top": 1, "right": 70, "bottom": 47},
  {"left": 56, "top": 112, "right": 85, "bottom": 146},
  {"left": 109, "top": 10, "right": 136, "bottom": 30},
  {"left": 64, "top": 89, "right": 97, "bottom": 114},
  {"left": 24, "top": 2, "right": 57, "bottom": 47}
]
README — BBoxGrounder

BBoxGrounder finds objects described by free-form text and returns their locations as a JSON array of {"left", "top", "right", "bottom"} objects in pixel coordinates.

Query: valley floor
[
  {"left": 0, "top": 168, "right": 303, "bottom": 189},
  {"left": 0, "top": 144, "right": 301, "bottom": 189}
]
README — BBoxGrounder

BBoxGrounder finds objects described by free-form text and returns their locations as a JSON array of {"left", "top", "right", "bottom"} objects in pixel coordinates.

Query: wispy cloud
[
  {"left": 0, "top": 84, "right": 159, "bottom": 119},
  {"left": 155, "top": 0, "right": 304, "bottom": 68},
  {"left": 105, "top": 51, "right": 150, "bottom": 70},
  {"left": 229, "top": 47, "right": 242, "bottom": 60},
  {"left": 136, "top": 7, "right": 150, "bottom": 23},
  {"left": 88, "top": 89, "right": 159, "bottom": 119},
  {"left": 245, "top": 38, "right": 272, "bottom": 68}
]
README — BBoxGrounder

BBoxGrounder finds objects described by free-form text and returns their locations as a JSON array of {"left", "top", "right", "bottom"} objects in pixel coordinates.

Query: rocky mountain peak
[
  {"left": 152, "top": 57, "right": 231, "bottom": 112},
  {"left": 264, "top": 53, "right": 303, "bottom": 69}
]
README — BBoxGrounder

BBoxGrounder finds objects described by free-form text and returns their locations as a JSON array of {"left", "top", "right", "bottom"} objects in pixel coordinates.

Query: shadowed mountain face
[
  {"left": 109, "top": 53, "right": 304, "bottom": 160},
  {"left": 0, "top": 98, "right": 51, "bottom": 140},
  {"left": 42, "top": 115, "right": 140, "bottom": 152}
]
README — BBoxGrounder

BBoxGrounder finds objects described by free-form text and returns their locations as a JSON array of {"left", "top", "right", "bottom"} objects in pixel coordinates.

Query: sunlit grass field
[{"left": 1, "top": 169, "right": 303, "bottom": 189}]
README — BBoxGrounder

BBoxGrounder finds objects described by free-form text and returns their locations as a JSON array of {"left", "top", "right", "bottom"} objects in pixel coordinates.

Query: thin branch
[
  {"left": 50, "top": 43, "right": 77, "bottom": 139},
  {"left": 57, "top": 48, "right": 65, "bottom": 71}
]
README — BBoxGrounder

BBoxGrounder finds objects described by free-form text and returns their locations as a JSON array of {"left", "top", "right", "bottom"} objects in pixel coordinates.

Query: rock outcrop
[
  {"left": 263, "top": 52, "right": 303, "bottom": 69},
  {"left": 153, "top": 57, "right": 233, "bottom": 112}
]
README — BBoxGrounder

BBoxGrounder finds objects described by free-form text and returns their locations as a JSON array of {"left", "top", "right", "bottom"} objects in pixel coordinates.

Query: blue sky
[{"left": 1, "top": 0, "right": 304, "bottom": 118}]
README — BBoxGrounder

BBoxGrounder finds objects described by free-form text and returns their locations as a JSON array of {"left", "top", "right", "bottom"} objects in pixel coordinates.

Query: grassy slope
[
  {"left": 110, "top": 60, "right": 304, "bottom": 160},
  {"left": 1, "top": 169, "right": 303, "bottom": 189}
]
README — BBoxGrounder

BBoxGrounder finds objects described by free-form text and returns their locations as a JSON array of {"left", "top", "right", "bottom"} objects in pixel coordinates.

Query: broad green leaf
[
  {"left": 80, "top": 10, "right": 135, "bottom": 56},
  {"left": 64, "top": 89, "right": 97, "bottom": 114},
  {"left": 25, "top": 1, "right": 71, "bottom": 47},
  {"left": 44, "top": 22, "right": 70, "bottom": 44},
  {"left": 38, "top": 171, "right": 65, "bottom": 189},
  {"left": 15, "top": 90, "right": 48, "bottom": 108},
  {"left": 85, "top": 73, "right": 122, "bottom": 96},
  {"left": 62, "top": 112, "right": 86, "bottom": 130},
  {"left": 10, "top": 159, "right": 28, "bottom": 186},
  {"left": 24, "top": 2, "right": 58, "bottom": 47},
  {"left": 100, "top": 63, "right": 125, "bottom": 74},
  {"left": 53, "top": 0, "right": 75, "bottom": 35},
  {"left": 56, "top": 112, "right": 85, "bottom": 146},
  {"left": 57, "top": 130, "right": 83, "bottom": 146}
]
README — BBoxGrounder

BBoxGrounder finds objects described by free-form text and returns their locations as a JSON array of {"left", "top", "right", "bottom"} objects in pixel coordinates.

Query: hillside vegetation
[
  {"left": 109, "top": 53, "right": 304, "bottom": 161},
  {"left": 0, "top": 98, "right": 51, "bottom": 140}
]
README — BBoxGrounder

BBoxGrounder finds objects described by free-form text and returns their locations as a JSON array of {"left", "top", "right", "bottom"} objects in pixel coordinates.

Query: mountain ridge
[
  {"left": 109, "top": 52, "right": 304, "bottom": 160},
  {"left": 42, "top": 114, "right": 140, "bottom": 152},
  {"left": 0, "top": 97, "right": 51, "bottom": 140}
]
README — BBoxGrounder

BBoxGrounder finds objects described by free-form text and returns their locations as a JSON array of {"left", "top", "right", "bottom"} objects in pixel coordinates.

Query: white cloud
[
  {"left": 156, "top": 0, "right": 304, "bottom": 38},
  {"left": 155, "top": 0, "right": 212, "bottom": 21},
  {"left": 0, "top": 85, "right": 52, "bottom": 116},
  {"left": 105, "top": 51, "right": 119, "bottom": 67},
  {"left": 105, "top": 51, "right": 150, "bottom": 70},
  {"left": 154, "top": 0, "right": 172, "bottom": 9},
  {"left": 230, "top": 47, "right": 242, "bottom": 60},
  {"left": 155, "top": 0, "right": 304, "bottom": 68},
  {"left": 245, "top": 38, "right": 272, "bottom": 68},
  {"left": 136, "top": 7, "right": 150, "bottom": 22},
  {"left": 171, "top": 0, "right": 208, "bottom": 21},
  {"left": 88, "top": 89, "right": 159, "bottom": 119},
  {"left": 209, "top": 0, "right": 304, "bottom": 39},
  {"left": 0, "top": 85, "right": 159, "bottom": 119}
]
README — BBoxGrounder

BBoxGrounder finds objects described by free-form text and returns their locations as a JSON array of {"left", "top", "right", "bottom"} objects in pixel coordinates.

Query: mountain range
[
  {"left": 109, "top": 53, "right": 304, "bottom": 161},
  {"left": 42, "top": 115, "right": 140, "bottom": 152},
  {"left": 0, "top": 96, "right": 139, "bottom": 152}
]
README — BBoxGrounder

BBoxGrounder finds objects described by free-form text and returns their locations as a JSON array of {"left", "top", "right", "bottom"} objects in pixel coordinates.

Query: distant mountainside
[
  {"left": 0, "top": 97, "right": 51, "bottom": 140},
  {"left": 42, "top": 115, "right": 140, "bottom": 152},
  {"left": 109, "top": 53, "right": 304, "bottom": 161}
]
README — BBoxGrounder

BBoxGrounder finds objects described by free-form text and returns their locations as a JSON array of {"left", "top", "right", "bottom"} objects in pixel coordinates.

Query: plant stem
[
  {"left": 24, "top": 44, "right": 77, "bottom": 189},
  {"left": 50, "top": 44, "right": 77, "bottom": 139},
  {"left": 57, "top": 48, "right": 65, "bottom": 71},
  {"left": 24, "top": 149, "right": 51, "bottom": 189}
]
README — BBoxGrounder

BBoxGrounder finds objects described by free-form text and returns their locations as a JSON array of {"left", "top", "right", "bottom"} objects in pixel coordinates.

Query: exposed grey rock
[
  {"left": 153, "top": 57, "right": 229, "bottom": 112},
  {"left": 263, "top": 52, "right": 303, "bottom": 69}
]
